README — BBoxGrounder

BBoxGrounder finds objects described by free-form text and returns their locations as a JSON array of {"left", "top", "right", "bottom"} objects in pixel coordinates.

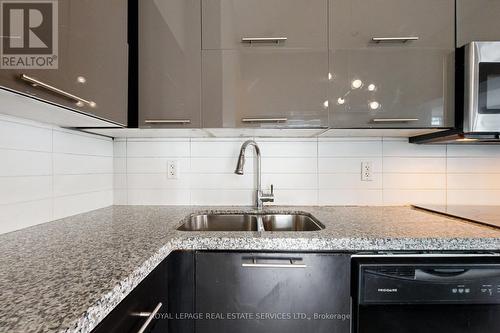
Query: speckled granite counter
[{"left": 1, "top": 205, "right": 500, "bottom": 333}]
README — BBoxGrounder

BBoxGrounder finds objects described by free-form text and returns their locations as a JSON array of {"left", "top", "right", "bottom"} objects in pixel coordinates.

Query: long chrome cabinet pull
[
  {"left": 242, "top": 258, "right": 307, "bottom": 268},
  {"left": 132, "top": 302, "right": 163, "bottom": 333},
  {"left": 20, "top": 74, "right": 96, "bottom": 107},
  {"left": 241, "top": 118, "right": 288, "bottom": 123},
  {"left": 241, "top": 37, "right": 287, "bottom": 44},
  {"left": 372, "top": 118, "right": 419, "bottom": 123},
  {"left": 372, "top": 37, "right": 419, "bottom": 43},
  {"left": 144, "top": 119, "right": 191, "bottom": 124}
]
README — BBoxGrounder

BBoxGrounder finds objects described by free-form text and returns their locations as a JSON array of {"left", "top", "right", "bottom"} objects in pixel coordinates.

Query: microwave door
[
  {"left": 478, "top": 63, "right": 500, "bottom": 115},
  {"left": 465, "top": 42, "right": 500, "bottom": 133}
]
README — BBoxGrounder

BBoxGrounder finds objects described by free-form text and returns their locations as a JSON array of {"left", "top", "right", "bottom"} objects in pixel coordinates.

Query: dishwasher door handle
[{"left": 414, "top": 268, "right": 500, "bottom": 281}]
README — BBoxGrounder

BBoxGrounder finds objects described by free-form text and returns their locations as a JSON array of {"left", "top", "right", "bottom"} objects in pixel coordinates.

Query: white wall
[
  {"left": 2, "top": 114, "right": 499, "bottom": 235},
  {"left": 113, "top": 137, "right": 500, "bottom": 206},
  {"left": 0, "top": 115, "right": 114, "bottom": 234}
]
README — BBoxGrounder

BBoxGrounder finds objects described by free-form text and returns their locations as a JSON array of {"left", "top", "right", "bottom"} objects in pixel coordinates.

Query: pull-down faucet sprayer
[{"left": 234, "top": 140, "right": 274, "bottom": 210}]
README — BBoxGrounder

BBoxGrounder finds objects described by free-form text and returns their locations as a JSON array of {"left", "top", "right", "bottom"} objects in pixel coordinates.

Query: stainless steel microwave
[
  {"left": 411, "top": 41, "right": 500, "bottom": 144},
  {"left": 464, "top": 41, "right": 500, "bottom": 133}
]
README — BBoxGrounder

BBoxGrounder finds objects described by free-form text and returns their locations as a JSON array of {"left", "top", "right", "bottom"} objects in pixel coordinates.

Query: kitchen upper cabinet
[
  {"left": 201, "top": 0, "right": 329, "bottom": 128},
  {"left": 0, "top": 0, "right": 128, "bottom": 126},
  {"left": 457, "top": 0, "right": 500, "bottom": 47},
  {"left": 195, "top": 252, "right": 351, "bottom": 333},
  {"left": 65, "top": 0, "right": 128, "bottom": 126},
  {"left": 139, "top": 0, "right": 201, "bottom": 128},
  {"left": 329, "top": 0, "right": 455, "bottom": 129}
]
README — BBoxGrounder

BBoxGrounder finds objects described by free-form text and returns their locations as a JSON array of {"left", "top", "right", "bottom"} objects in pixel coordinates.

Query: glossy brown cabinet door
[
  {"left": 457, "top": 0, "right": 500, "bottom": 47},
  {"left": 65, "top": 0, "right": 128, "bottom": 126},
  {"left": 138, "top": 0, "right": 201, "bottom": 128},
  {"left": 329, "top": 0, "right": 455, "bottom": 129},
  {"left": 0, "top": 1, "right": 70, "bottom": 113},
  {"left": 0, "top": 0, "right": 128, "bottom": 126},
  {"left": 201, "top": 0, "right": 329, "bottom": 128}
]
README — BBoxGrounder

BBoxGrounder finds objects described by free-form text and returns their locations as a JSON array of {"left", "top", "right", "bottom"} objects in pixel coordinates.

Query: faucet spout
[{"left": 234, "top": 140, "right": 273, "bottom": 210}]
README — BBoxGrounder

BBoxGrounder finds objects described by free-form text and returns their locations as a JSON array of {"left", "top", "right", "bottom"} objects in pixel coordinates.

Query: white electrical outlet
[
  {"left": 361, "top": 161, "right": 373, "bottom": 181},
  {"left": 167, "top": 160, "right": 179, "bottom": 179}
]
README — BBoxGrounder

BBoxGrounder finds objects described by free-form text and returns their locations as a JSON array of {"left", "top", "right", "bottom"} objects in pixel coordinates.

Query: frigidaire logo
[
  {"left": 377, "top": 288, "right": 398, "bottom": 293},
  {"left": 0, "top": 0, "right": 58, "bottom": 69}
]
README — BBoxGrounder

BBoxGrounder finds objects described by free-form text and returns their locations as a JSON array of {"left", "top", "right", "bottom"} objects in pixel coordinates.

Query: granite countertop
[{"left": 1, "top": 205, "right": 500, "bottom": 333}]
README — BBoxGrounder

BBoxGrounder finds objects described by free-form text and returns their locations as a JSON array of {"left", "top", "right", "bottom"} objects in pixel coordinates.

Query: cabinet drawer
[
  {"left": 202, "top": 49, "right": 329, "bottom": 128},
  {"left": 195, "top": 252, "right": 351, "bottom": 333},
  {"left": 202, "top": 0, "right": 327, "bottom": 50},
  {"left": 329, "top": 0, "right": 455, "bottom": 128},
  {"left": 91, "top": 262, "right": 168, "bottom": 333}
]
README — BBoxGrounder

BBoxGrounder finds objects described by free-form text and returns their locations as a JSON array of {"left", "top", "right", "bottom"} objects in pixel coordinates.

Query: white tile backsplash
[
  {"left": 126, "top": 141, "right": 190, "bottom": 157},
  {"left": 0, "top": 115, "right": 114, "bottom": 234},
  {"left": 0, "top": 149, "right": 52, "bottom": 176},
  {"left": 114, "top": 137, "right": 500, "bottom": 207},
  {"left": 383, "top": 157, "right": 446, "bottom": 173},
  {"left": 2, "top": 111, "right": 500, "bottom": 234}
]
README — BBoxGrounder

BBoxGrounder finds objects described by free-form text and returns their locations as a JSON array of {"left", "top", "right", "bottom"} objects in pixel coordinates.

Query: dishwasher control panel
[{"left": 353, "top": 256, "right": 500, "bottom": 305}]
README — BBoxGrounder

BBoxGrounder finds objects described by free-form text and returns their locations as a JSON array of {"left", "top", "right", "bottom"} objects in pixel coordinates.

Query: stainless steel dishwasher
[{"left": 352, "top": 254, "right": 500, "bottom": 333}]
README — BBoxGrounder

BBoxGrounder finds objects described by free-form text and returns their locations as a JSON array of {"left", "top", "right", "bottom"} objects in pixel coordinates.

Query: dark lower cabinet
[
  {"left": 91, "top": 258, "right": 168, "bottom": 333},
  {"left": 91, "top": 251, "right": 351, "bottom": 333},
  {"left": 195, "top": 252, "right": 351, "bottom": 333}
]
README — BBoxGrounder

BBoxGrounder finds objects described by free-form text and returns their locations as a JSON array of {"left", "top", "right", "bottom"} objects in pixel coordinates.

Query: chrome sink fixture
[
  {"left": 177, "top": 213, "right": 324, "bottom": 232},
  {"left": 234, "top": 140, "right": 274, "bottom": 210}
]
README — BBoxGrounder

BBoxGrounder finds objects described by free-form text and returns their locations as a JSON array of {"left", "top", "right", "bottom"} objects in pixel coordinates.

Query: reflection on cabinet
[
  {"left": 195, "top": 252, "right": 351, "bottom": 333},
  {"left": 138, "top": 0, "right": 201, "bottom": 128},
  {"left": 329, "top": 0, "right": 455, "bottom": 129},
  {"left": 0, "top": 0, "right": 128, "bottom": 126},
  {"left": 201, "top": 0, "right": 329, "bottom": 128},
  {"left": 457, "top": 0, "right": 500, "bottom": 47}
]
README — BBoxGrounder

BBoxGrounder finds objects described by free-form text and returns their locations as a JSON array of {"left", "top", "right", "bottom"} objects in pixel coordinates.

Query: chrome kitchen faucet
[{"left": 234, "top": 140, "right": 274, "bottom": 210}]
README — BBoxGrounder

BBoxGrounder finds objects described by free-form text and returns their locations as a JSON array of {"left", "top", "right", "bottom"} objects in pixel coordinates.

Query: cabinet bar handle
[
  {"left": 241, "top": 37, "right": 287, "bottom": 44},
  {"left": 132, "top": 302, "right": 163, "bottom": 333},
  {"left": 144, "top": 119, "right": 191, "bottom": 124},
  {"left": 372, "top": 37, "right": 419, "bottom": 43},
  {"left": 241, "top": 118, "right": 288, "bottom": 123},
  {"left": 372, "top": 118, "right": 419, "bottom": 123},
  {"left": 242, "top": 258, "right": 307, "bottom": 268},
  {"left": 20, "top": 74, "right": 96, "bottom": 107}
]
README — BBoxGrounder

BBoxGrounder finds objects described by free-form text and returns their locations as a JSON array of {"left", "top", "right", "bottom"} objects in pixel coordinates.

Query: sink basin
[
  {"left": 261, "top": 214, "right": 324, "bottom": 231},
  {"left": 177, "top": 214, "right": 258, "bottom": 231},
  {"left": 177, "top": 213, "right": 324, "bottom": 232}
]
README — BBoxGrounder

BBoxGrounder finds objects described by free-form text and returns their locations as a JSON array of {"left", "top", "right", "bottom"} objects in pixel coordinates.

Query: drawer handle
[
  {"left": 132, "top": 302, "right": 163, "bottom": 333},
  {"left": 241, "top": 37, "right": 287, "bottom": 44},
  {"left": 241, "top": 118, "right": 288, "bottom": 123},
  {"left": 242, "top": 258, "right": 307, "bottom": 268},
  {"left": 372, "top": 118, "right": 419, "bottom": 123},
  {"left": 144, "top": 119, "right": 191, "bottom": 124},
  {"left": 372, "top": 37, "right": 419, "bottom": 43},
  {"left": 20, "top": 74, "right": 96, "bottom": 108}
]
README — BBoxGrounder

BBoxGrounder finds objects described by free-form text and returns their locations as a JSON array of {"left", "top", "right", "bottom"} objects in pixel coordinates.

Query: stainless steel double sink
[{"left": 178, "top": 213, "right": 324, "bottom": 232}]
